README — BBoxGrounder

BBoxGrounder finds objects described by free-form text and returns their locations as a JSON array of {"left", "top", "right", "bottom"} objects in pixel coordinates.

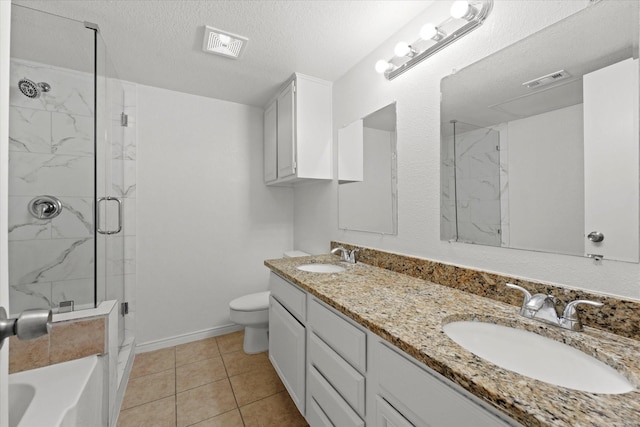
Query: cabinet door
[
  {"left": 269, "top": 297, "right": 306, "bottom": 415},
  {"left": 584, "top": 58, "right": 639, "bottom": 262},
  {"left": 277, "top": 81, "right": 296, "bottom": 179},
  {"left": 264, "top": 100, "right": 277, "bottom": 183}
]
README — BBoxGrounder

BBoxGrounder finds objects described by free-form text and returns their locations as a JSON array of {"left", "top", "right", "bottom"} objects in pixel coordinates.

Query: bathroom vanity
[{"left": 265, "top": 254, "right": 640, "bottom": 427}]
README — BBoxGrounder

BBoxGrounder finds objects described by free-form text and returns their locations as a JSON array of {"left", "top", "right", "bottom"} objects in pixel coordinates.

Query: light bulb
[
  {"left": 375, "top": 60, "right": 391, "bottom": 74},
  {"left": 420, "top": 23, "right": 445, "bottom": 41},
  {"left": 394, "top": 41, "right": 411, "bottom": 57},
  {"left": 451, "top": 0, "right": 478, "bottom": 20},
  {"left": 218, "top": 33, "right": 232, "bottom": 46}
]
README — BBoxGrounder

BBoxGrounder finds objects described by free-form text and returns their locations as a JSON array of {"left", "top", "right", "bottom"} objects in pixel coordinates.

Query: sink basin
[
  {"left": 296, "top": 264, "right": 346, "bottom": 273},
  {"left": 9, "top": 383, "right": 35, "bottom": 427},
  {"left": 443, "top": 321, "right": 635, "bottom": 394}
]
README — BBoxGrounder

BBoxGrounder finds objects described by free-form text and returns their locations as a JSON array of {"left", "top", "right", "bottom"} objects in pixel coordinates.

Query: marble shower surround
[
  {"left": 8, "top": 59, "right": 137, "bottom": 335},
  {"left": 9, "top": 59, "right": 96, "bottom": 315},
  {"left": 331, "top": 241, "right": 640, "bottom": 340}
]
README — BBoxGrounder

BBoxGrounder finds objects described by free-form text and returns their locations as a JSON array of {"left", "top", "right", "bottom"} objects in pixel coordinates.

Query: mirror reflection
[
  {"left": 440, "top": 1, "right": 639, "bottom": 262},
  {"left": 339, "top": 103, "right": 397, "bottom": 234}
]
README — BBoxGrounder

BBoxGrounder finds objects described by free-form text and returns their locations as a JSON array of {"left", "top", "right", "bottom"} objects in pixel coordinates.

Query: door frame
[{"left": 0, "top": 2, "right": 13, "bottom": 427}]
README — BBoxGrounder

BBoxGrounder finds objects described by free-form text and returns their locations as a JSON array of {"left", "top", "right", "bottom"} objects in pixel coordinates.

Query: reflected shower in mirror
[
  {"left": 338, "top": 103, "right": 398, "bottom": 234},
  {"left": 440, "top": 0, "right": 639, "bottom": 263}
]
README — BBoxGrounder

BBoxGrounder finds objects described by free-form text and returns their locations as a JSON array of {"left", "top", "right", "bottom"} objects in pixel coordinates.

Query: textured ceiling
[
  {"left": 11, "top": 0, "right": 433, "bottom": 106},
  {"left": 441, "top": 0, "right": 636, "bottom": 132}
]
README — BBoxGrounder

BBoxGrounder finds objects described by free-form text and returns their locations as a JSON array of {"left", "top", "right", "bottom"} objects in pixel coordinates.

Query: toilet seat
[{"left": 229, "top": 291, "right": 270, "bottom": 312}]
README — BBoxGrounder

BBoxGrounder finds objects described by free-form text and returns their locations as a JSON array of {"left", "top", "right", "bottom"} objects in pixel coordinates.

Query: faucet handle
[
  {"left": 560, "top": 299, "right": 603, "bottom": 331},
  {"left": 562, "top": 299, "right": 604, "bottom": 321},
  {"left": 506, "top": 283, "right": 532, "bottom": 303}
]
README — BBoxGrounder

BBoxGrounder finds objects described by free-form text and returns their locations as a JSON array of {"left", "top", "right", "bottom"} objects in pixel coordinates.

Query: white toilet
[{"left": 229, "top": 250, "right": 309, "bottom": 354}]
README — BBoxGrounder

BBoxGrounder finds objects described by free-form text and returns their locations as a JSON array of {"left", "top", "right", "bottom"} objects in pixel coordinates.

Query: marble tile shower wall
[
  {"left": 441, "top": 127, "right": 502, "bottom": 246},
  {"left": 8, "top": 58, "right": 137, "bottom": 321}
]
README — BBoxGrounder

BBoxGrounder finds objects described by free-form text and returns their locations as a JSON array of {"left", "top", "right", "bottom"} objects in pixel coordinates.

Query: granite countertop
[{"left": 264, "top": 254, "right": 640, "bottom": 427}]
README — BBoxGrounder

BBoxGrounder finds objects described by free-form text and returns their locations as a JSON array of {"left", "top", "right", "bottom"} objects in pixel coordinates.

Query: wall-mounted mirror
[
  {"left": 339, "top": 103, "right": 398, "bottom": 234},
  {"left": 440, "top": 0, "right": 639, "bottom": 263}
]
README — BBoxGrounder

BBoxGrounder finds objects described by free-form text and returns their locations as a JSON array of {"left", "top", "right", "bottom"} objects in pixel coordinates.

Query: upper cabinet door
[
  {"left": 277, "top": 81, "right": 296, "bottom": 179},
  {"left": 264, "top": 100, "right": 277, "bottom": 183}
]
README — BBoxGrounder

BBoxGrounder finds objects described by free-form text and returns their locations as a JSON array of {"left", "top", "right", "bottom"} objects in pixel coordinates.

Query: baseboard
[{"left": 135, "top": 324, "right": 244, "bottom": 354}]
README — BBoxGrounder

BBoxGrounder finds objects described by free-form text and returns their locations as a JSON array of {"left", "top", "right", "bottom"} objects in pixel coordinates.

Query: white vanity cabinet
[
  {"left": 263, "top": 73, "right": 332, "bottom": 185},
  {"left": 268, "top": 273, "right": 307, "bottom": 415},
  {"left": 307, "top": 298, "right": 367, "bottom": 427},
  {"left": 267, "top": 272, "right": 520, "bottom": 427},
  {"left": 371, "top": 338, "right": 519, "bottom": 427}
]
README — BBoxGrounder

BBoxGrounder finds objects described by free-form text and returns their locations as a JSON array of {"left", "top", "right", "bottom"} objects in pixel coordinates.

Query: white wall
[
  {"left": 508, "top": 104, "right": 584, "bottom": 256},
  {"left": 136, "top": 84, "right": 293, "bottom": 346},
  {"left": 294, "top": 0, "right": 640, "bottom": 300}
]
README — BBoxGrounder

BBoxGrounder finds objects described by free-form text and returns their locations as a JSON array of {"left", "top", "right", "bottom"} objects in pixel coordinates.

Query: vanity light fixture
[
  {"left": 375, "top": 0, "right": 493, "bottom": 80},
  {"left": 420, "top": 23, "right": 446, "bottom": 42},
  {"left": 450, "top": 0, "right": 479, "bottom": 21}
]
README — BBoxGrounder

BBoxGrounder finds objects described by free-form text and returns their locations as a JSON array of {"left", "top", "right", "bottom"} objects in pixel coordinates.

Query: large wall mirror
[
  {"left": 440, "top": 0, "right": 639, "bottom": 263},
  {"left": 339, "top": 103, "right": 398, "bottom": 234}
]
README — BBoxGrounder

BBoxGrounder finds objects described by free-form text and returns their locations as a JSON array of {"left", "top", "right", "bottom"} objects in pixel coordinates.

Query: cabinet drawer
[
  {"left": 309, "top": 332, "right": 365, "bottom": 416},
  {"left": 308, "top": 366, "right": 364, "bottom": 427},
  {"left": 376, "top": 341, "right": 514, "bottom": 427},
  {"left": 308, "top": 299, "right": 366, "bottom": 372},
  {"left": 307, "top": 398, "right": 334, "bottom": 427},
  {"left": 269, "top": 272, "right": 306, "bottom": 321},
  {"left": 376, "top": 396, "right": 413, "bottom": 427}
]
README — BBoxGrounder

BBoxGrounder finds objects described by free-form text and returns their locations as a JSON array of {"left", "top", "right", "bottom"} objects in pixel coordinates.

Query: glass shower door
[
  {"left": 95, "top": 32, "right": 126, "bottom": 346},
  {"left": 7, "top": 7, "right": 96, "bottom": 316}
]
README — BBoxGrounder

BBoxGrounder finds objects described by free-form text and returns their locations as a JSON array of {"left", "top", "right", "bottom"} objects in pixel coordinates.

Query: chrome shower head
[{"left": 18, "top": 78, "right": 51, "bottom": 99}]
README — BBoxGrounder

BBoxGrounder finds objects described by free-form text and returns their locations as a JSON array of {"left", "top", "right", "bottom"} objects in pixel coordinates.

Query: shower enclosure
[
  {"left": 441, "top": 120, "right": 503, "bottom": 247},
  {"left": 7, "top": 5, "right": 133, "bottom": 350}
]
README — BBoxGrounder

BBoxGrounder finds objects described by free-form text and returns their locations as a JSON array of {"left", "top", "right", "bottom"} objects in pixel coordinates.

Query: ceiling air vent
[
  {"left": 202, "top": 26, "right": 248, "bottom": 60},
  {"left": 522, "top": 70, "right": 572, "bottom": 89}
]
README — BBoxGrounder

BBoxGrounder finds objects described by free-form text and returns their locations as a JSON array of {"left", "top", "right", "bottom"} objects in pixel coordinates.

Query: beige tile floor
[{"left": 117, "top": 331, "right": 309, "bottom": 427}]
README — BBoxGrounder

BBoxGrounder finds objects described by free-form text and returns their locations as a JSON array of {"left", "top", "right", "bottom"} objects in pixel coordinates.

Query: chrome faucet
[
  {"left": 506, "top": 283, "right": 603, "bottom": 331},
  {"left": 331, "top": 246, "right": 359, "bottom": 264}
]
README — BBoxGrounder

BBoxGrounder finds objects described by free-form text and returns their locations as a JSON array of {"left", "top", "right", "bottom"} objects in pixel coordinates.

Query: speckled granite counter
[{"left": 265, "top": 254, "right": 640, "bottom": 427}]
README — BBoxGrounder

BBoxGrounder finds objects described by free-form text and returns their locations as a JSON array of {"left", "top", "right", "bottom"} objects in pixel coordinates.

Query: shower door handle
[{"left": 97, "top": 196, "right": 122, "bottom": 235}]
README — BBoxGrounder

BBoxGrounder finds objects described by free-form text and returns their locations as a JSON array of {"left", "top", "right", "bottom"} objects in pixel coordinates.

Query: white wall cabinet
[
  {"left": 268, "top": 273, "right": 520, "bottom": 426},
  {"left": 263, "top": 73, "right": 332, "bottom": 185}
]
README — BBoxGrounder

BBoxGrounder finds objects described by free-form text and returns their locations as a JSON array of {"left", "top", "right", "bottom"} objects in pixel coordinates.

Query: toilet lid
[{"left": 229, "top": 291, "right": 270, "bottom": 311}]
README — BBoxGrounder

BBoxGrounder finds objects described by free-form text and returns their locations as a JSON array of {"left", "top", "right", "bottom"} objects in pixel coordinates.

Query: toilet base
[{"left": 243, "top": 325, "right": 269, "bottom": 354}]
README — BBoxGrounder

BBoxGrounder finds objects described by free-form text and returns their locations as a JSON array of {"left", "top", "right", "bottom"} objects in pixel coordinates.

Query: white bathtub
[{"left": 9, "top": 355, "right": 104, "bottom": 427}]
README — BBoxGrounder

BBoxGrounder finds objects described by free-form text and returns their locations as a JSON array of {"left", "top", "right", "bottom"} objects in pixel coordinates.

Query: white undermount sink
[
  {"left": 443, "top": 321, "right": 635, "bottom": 394},
  {"left": 296, "top": 264, "right": 346, "bottom": 273}
]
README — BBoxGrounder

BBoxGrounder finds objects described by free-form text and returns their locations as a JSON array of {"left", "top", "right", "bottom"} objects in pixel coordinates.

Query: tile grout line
[
  {"left": 173, "top": 346, "right": 178, "bottom": 427},
  {"left": 217, "top": 337, "right": 247, "bottom": 426}
]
